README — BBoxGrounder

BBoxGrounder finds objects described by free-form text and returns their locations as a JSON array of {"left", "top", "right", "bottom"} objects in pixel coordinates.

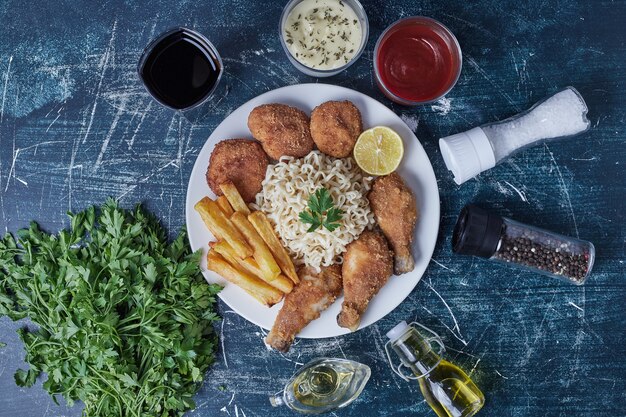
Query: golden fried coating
[
  {"left": 206, "top": 139, "right": 269, "bottom": 203},
  {"left": 368, "top": 172, "right": 418, "bottom": 274},
  {"left": 247, "top": 104, "right": 314, "bottom": 160},
  {"left": 266, "top": 265, "right": 343, "bottom": 352},
  {"left": 310, "top": 100, "right": 363, "bottom": 158},
  {"left": 337, "top": 231, "right": 393, "bottom": 332}
]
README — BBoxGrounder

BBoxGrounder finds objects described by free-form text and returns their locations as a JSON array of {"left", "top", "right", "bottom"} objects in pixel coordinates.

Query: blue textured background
[{"left": 0, "top": 0, "right": 624, "bottom": 416}]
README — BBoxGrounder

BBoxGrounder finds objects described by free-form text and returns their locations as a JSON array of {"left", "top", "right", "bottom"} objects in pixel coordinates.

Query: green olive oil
[
  {"left": 417, "top": 359, "right": 484, "bottom": 417},
  {"left": 293, "top": 365, "right": 348, "bottom": 407},
  {"left": 270, "top": 358, "right": 371, "bottom": 414},
  {"left": 386, "top": 321, "right": 485, "bottom": 417}
]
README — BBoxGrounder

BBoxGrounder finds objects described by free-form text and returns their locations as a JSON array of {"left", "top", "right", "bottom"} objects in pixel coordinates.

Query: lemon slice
[{"left": 353, "top": 126, "right": 404, "bottom": 175}]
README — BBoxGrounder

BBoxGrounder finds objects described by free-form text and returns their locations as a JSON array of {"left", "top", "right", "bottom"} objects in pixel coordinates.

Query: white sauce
[{"left": 283, "top": 0, "right": 362, "bottom": 70}]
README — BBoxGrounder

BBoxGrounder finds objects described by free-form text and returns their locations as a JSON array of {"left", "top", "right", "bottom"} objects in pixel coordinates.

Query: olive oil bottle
[
  {"left": 385, "top": 321, "right": 485, "bottom": 417},
  {"left": 269, "top": 358, "right": 370, "bottom": 414}
]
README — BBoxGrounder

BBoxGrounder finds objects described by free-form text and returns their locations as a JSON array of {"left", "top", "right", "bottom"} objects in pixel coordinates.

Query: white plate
[{"left": 186, "top": 83, "right": 440, "bottom": 338}]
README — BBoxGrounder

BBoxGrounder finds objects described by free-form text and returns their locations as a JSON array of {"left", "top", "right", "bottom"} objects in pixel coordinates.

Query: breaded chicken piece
[
  {"left": 337, "top": 231, "right": 393, "bottom": 332},
  {"left": 368, "top": 172, "right": 418, "bottom": 274},
  {"left": 248, "top": 104, "right": 314, "bottom": 160},
  {"left": 310, "top": 100, "right": 363, "bottom": 158},
  {"left": 266, "top": 265, "right": 343, "bottom": 352},
  {"left": 206, "top": 139, "right": 269, "bottom": 203}
]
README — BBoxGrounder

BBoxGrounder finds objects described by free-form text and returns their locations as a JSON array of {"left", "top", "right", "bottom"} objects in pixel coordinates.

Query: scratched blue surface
[{"left": 0, "top": 0, "right": 625, "bottom": 416}]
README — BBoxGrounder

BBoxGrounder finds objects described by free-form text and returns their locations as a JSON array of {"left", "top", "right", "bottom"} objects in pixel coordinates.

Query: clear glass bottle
[
  {"left": 385, "top": 321, "right": 485, "bottom": 417},
  {"left": 439, "top": 87, "right": 590, "bottom": 184},
  {"left": 452, "top": 204, "right": 595, "bottom": 285},
  {"left": 269, "top": 357, "right": 370, "bottom": 414}
]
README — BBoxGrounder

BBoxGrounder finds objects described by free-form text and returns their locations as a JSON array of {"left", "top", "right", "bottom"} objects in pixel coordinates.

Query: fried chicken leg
[
  {"left": 266, "top": 265, "right": 342, "bottom": 352},
  {"left": 368, "top": 172, "right": 418, "bottom": 274},
  {"left": 337, "top": 231, "right": 393, "bottom": 331}
]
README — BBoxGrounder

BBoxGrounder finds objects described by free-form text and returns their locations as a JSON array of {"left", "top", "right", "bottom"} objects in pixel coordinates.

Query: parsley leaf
[
  {"left": 307, "top": 190, "right": 320, "bottom": 213},
  {"left": 299, "top": 210, "right": 321, "bottom": 232},
  {"left": 0, "top": 199, "right": 222, "bottom": 416},
  {"left": 323, "top": 207, "right": 344, "bottom": 231},
  {"left": 299, "top": 188, "right": 344, "bottom": 232}
]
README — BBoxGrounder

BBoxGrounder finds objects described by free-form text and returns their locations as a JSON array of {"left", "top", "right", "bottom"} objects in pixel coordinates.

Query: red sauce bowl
[{"left": 374, "top": 17, "right": 462, "bottom": 105}]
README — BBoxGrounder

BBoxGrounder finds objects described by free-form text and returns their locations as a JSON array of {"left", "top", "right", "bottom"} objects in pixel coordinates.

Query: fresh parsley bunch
[
  {"left": 0, "top": 199, "right": 221, "bottom": 417},
  {"left": 299, "top": 188, "right": 344, "bottom": 232}
]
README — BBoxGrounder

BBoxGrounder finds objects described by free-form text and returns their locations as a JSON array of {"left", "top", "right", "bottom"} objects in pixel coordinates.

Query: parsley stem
[
  {"left": 87, "top": 365, "right": 128, "bottom": 415},
  {"left": 136, "top": 384, "right": 176, "bottom": 412},
  {"left": 28, "top": 340, "right": 62, "bottom": 349}
]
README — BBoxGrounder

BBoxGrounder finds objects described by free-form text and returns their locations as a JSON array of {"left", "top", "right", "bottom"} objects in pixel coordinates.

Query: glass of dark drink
[{"left": 138, "top": 27, "right": 223, "bottom": 122}]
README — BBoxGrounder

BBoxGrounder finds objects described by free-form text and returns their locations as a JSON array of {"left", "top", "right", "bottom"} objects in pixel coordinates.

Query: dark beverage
[{"left": 139, "top": 28, "right": 222, "bottom": 110}]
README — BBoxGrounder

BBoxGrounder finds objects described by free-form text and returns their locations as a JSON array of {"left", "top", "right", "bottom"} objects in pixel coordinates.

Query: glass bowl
[
  {"left": 374, "top": 17, "right": 462, "bottom": 105},
  {"left": 137, "top": 27, "right": 223, "bottom": 122},
  {"left": 278, "top": 0, "right": 369, "bottom": 77}
]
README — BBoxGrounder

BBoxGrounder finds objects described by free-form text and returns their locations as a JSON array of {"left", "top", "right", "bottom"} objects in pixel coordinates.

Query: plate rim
[{"left": 185, "top": 83, "right": 440, "bottom": 339}]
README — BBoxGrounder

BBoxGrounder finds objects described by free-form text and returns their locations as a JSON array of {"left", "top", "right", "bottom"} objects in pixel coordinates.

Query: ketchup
[{"left": 375, "top": 18, "right": 461, "bottom": 104}]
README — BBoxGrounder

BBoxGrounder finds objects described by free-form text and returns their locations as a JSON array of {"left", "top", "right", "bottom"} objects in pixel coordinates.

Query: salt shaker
[
  {"left": 452, "top": 205, "right": 595, "bottom": 285},
  {"left": 439, "top": 87, "right": 590, "bottom": 184}
]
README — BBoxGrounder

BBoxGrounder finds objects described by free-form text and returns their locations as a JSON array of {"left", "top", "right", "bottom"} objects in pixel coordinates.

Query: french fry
[
  {"left": 210, "top": 240, "right": 263, "bottom": 278},
  {"left": 194, "top": 197, "right": 253, "bottom": 258},
  {"left": 269, "top": 274, "right": 294, "bottom": 293},
  {"left": 230, "top": 212, "right": 282, "bottom": 282},
  {"left": 220, "top": 181, "right": 250, "bottom": 215},
  {"left": 248, "top": 211, "right": 299, "bottom": 284},
  {"left": 216, "top": 196, "right": 234, "bottom": 217},
  {"left": 207, "top": 251, "right": 283, "bottom": 307},
  {"left": 210, "top": 241, "right": 293, "bottom": 294}
]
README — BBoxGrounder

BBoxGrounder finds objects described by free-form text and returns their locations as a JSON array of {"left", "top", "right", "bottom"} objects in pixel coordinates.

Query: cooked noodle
[{"left": 253, "top": 151, "right": 375, "bottom": 271}]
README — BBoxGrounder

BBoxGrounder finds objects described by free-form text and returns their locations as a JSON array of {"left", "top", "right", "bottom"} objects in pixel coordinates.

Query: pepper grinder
[{"left": 452, "top": 205, "right": 595, "bottom": 285}]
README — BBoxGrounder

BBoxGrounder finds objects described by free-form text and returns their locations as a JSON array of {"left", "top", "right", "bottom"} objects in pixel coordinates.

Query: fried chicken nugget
[
  {"left": 206, "top": 139, "right": 269, "bottom": 203},
  {"left": 247, "top": 104, "right": 314, "bottom": 160},
  {"left": 310, "top": 100, "right": 363, "bottom": 158}
]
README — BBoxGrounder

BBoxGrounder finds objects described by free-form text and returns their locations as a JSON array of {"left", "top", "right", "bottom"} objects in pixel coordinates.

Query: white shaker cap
[
  {"left": 439, "top": 127, "right": 496, "bottom": 185},
  {"left": 386, "top": 321, "right": 409, "bottom": 341}
]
